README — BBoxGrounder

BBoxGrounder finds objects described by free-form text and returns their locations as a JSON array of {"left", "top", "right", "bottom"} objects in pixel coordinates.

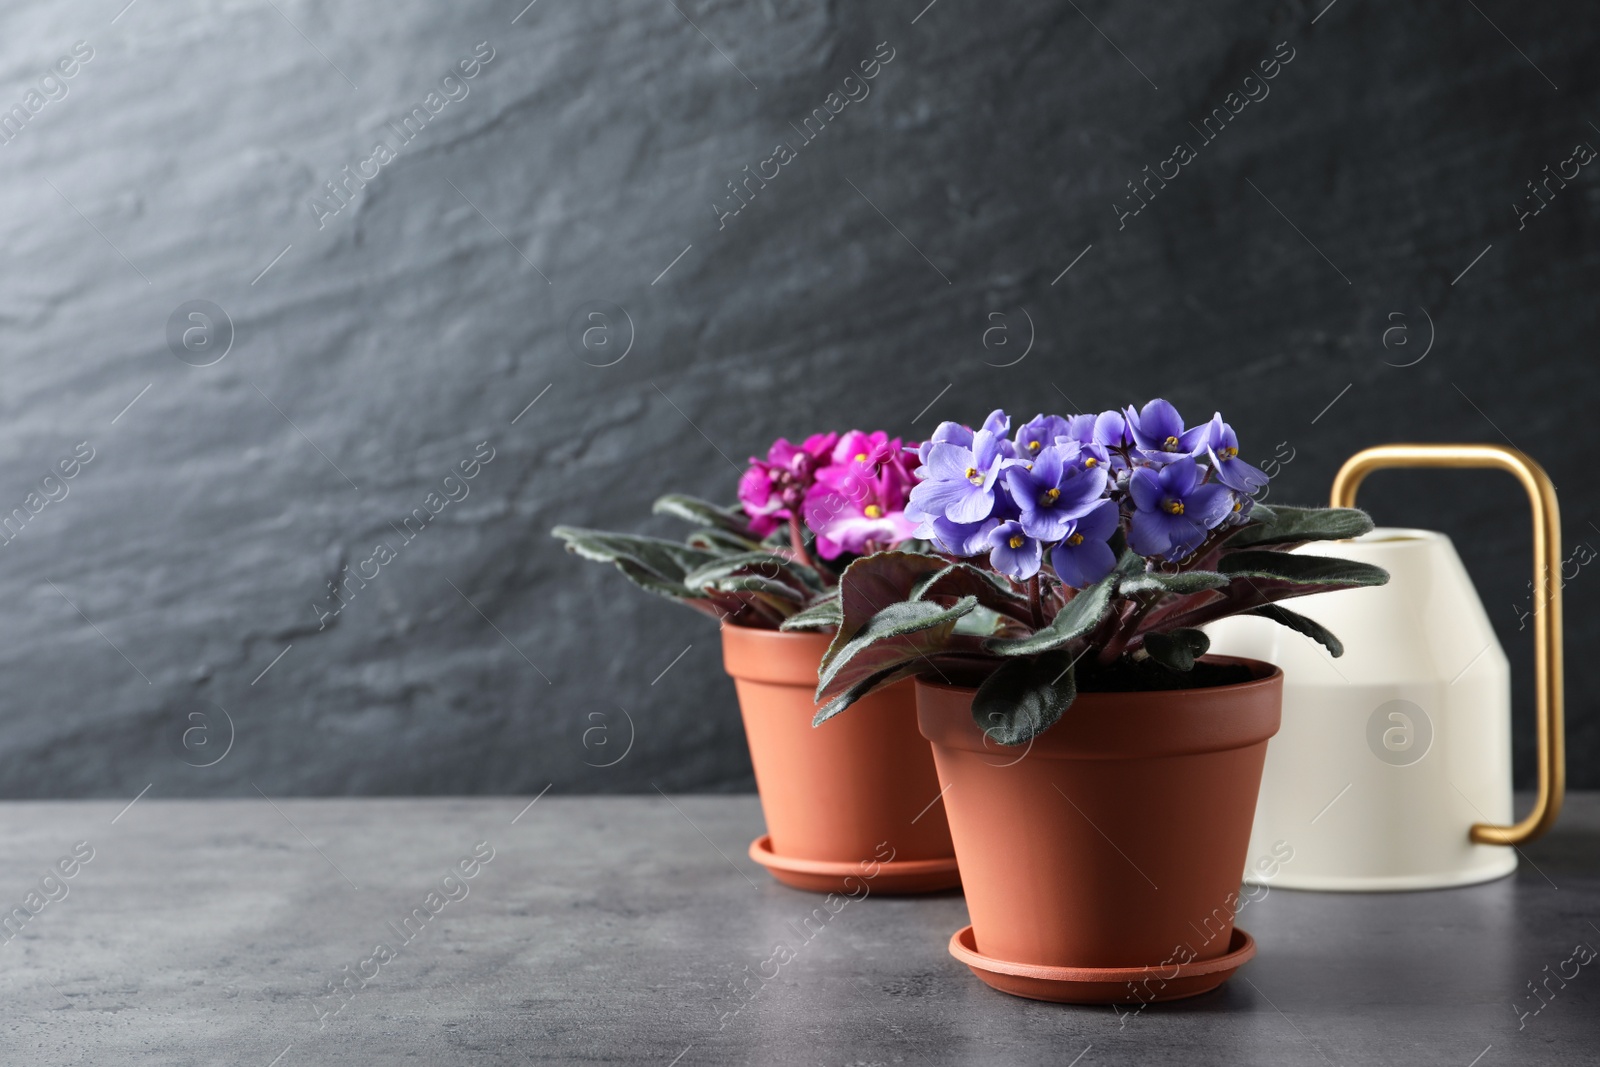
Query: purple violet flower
[
  {"left": 909, "top": 428, "right": 1013, "bottom": 524},
  {"left": 914, "top": 514, "right": 995, "bottom": 556},
  {"left": 1088, "top": 409, "right": 1136, "bottom": 470},
  {"left": 1093, "top": 409, "right": 1134, "bottom": 449},
  {"left": 915, "top": 420, "right": 973, "bottom": 465},
  {"left": 900, "top": 403, "right": 1268, "bottom": 578},
  {"left": 1126, "top": 456, "right": 1234, "bottom": 559},
  {"left": 1063, "top": 412, "right": 1098, "bottom": 444},
  {"left": 1201, "top": 413, "right": 1270, "bottom": 494},
  {"left": 1003, "top": 444, "right": 1110, "bottom": 542},
  {"left": 917, "top": 410, "right": 1009, "bottom": 464},
  {"left": 987, "top": 519, "right": 1043, "bottom": 580},
  {"left": 1124, "top": 398, "right": 1209, "bottom": 464},
  {"left": 1223, "top": 491, "right": 1255, "bottom": 526},
  {"left": 1014, "top": 414, "right": 1072, "bottom": 459},
  {"left": 1050, "top": 499, "right": 1121, "bottom": 588},
  {"left": 1064, "top": 439, "right": 1112, "bottom": 473}
]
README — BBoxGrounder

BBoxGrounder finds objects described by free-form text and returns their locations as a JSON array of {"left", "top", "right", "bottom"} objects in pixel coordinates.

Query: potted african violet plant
[
  {"left": 553, "top": 430, "right": 960, "bottom": 893},
  {"left": 816, "top": 402, "right": 1389, "bottom": 1003}
]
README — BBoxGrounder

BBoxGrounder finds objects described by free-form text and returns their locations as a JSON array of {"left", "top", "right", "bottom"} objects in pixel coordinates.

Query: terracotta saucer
[
  {"left": 747, "top": 834, "right": 961, "bottom": 895},
  {"left": 947, "top": 924, "right": 1256, "bottom": 1004}
]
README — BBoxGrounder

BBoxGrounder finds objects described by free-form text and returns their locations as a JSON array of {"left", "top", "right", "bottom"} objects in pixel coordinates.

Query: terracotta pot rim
[
  {"left": 721, "top": 623, "right": 835, "bottom": 685},
  {"left": 917, "top": 655, "right": 1282, "bottom": 758},
  {"left": 719, "top": 620, "right": 836, "bottom": 633},
  {"left": 915, "top": 654, "right": 1281, "bottom": 700}
]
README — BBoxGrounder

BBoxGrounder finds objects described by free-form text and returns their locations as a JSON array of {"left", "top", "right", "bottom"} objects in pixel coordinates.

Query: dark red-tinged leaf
[
  {"left": 911, "top": 562, "right": 1032, "bottom": 620},
  {"left": 833, "top": 552, "right": 950, "bottom": 645},
  {"left": 1220, "top": 551, "right": 1389, "bottom": 587},
  {"left": 1223, "top": 506, "right": 1374, "bottom": 549},
  {"left": 1141, "top": 628, "right": 1210, "bottom": 671},
  {"left": 1245, "top": 604, "right": 1345, "bottom": 657},
  {"left": 815, "top": 598, "right": 978, "bottom": 709},
  {"left": 971, "top": 651, "right": 1077, "bottom": 745},
  {"left": 984, "top": 567, "right": 1117, "bottom": 656}
]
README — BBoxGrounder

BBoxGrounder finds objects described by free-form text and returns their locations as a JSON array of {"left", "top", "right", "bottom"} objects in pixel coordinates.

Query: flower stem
[
  {"left": 1177, "top": 526, "right": 1234, "bottom": 573},
  {"left": 1097, "top": 595, "right": 1156, "bottom": 665},
  {"left": 789, "top": 515, "right": 825, "bottom": 581},
  {"left": 1027, "top": 575, "right": 1043, "bottom": 630}
]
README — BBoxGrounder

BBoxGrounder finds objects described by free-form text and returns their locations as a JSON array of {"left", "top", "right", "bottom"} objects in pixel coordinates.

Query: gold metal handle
[{"left": 1330, "top": 444, "right": 1564, "bottom": 845}]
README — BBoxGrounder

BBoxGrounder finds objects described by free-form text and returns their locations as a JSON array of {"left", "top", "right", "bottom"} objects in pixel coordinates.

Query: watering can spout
[{"left": 1330, "top": 444, "right": 1565, "bottom": 847}]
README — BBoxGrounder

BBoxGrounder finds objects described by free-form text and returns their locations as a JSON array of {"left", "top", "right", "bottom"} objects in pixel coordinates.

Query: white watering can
[{"left": 1207, "top": 444, "right": 1565, "bottom": 890}]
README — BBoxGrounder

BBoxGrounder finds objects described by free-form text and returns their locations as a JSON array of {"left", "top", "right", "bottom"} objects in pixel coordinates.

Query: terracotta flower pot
[
  {"left": 721, "top": 624, "right": 959, "bottom": 894},
  {"left": 917, "top": 656, "right": 1282, "bottom": 1003}
]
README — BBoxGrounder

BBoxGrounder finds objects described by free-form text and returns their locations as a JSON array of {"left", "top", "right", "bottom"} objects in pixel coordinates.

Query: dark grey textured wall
[{"left": 1, "top": 0, "right": 1594, "bottom": 797}]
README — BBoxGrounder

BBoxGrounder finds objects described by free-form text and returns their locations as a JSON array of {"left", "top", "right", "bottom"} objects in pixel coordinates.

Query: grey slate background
[{"left": 0, "top": 0, "right": 1594, "bottom": 798}]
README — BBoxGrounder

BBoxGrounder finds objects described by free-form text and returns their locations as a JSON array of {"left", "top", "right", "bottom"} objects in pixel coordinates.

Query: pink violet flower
[
  {"left": 737, "top": 433, "right": 838, "bottom": 537},
  {"left": 738, "top": 430, "right": 922, "bottom": 558},
  {"left": 803, "top": 433, "right": 920, "bottom": 559}
]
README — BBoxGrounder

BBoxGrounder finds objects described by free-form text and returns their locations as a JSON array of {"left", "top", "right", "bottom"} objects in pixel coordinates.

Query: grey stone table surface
[{"left": 2, "top": 793, "right": 1598, "bottom": 1067}]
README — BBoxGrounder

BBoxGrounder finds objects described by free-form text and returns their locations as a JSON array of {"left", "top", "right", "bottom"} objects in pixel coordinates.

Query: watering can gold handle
[{"left": 1330, "top": 443, "right": 1564, "bottom": 846}]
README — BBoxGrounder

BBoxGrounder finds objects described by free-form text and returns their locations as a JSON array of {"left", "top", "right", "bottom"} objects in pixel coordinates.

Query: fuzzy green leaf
[
  {"left": 552, "top": 526, "right": 719, "bottom": 578},
  {"left": 605, "top": 561, "right": 697, "bottom": 601},
  {"left": 686, "top": 527, "right": 764, "bottom": 553},
  {"left": 779, "top": 593, "right": 843, "bottom": 632},
  {"left": 954, "top": 604, "right": 1007, "bottom": 637},
  {"left": 652, "top": 493, "right": 753, "bottom": 534},
  {"left": 1225, "top": 505, "right": 1374, "bottom": 549},
  {"left": 1114, "top": 544, "right": 1144, "bottom": 576},
  {"left": 697, "top": 574, "right": 805, "bottom": 602},
  {"left": 1142, "top": 628, "right": 1211, "bottom": 671},
  {"left": 1245, "top": 604, "right": 1345, "bottom": 657},
  {"left": 984, "top": 567, "right": 1117, "bottom": 656},
  {"left": 911, "top": 562, "right": 1032, "bottom": 619},
  {"left": 1119, "top": 570, "right": 1231, "bottom": 597},
  {"left": 551, "top": 526, "right": 723, "bottom": 602},
  {"left": 971, "top": 651, "right": 1077, "bottom": 746},
  {"left": 695, "top": 588, "right": 788, "bottom": 628},
  {"left": 812, "top": 663, "right": 922, "bottom": 726},
  {"left": 832, "top": 552, "right": 950, "bottom": 644},
  {"left": 815, "top": 597, "right": 977, "bottom": 708},
  {"left": 683, "top": 551, "right": 823, "bottom": 593},
  {"left": 1220, "top": 551, "right": 1390, "bottom": 587}
]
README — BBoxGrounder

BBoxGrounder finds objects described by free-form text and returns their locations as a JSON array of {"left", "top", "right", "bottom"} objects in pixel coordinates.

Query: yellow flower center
[
  {"left": 1163, "top": 499, "right": 1185, "bottom": 515},
  {"left": 965, "top": 466, "right": 984, "bottom": 485},
  {"left": 1232, "top": 498, "right": 1243, "bottom": 513},
  {"left": 1066, "top": 532, "right": 1084, "bottom": 546},
  {"left": 1163, "top": 435, "right": 1181, "bottom": 451},
  {"left": 855, "top": 452, "right": 868, "bottom": 462},
  {"left": 1220, "top": 446, "right": 1238, "bottom": 459},
  {"left": 1083, "top": 457, "right": 1098, "bottom": 468},
  {"left": 1027, "top": 440, "right": 1041, "bottom": 453},
  {"left": 1008, "top": 534, "right": 1025, "bottom": 549},
  {"left": 1040, "top": 487, "right": 1061, "bottom": 506},
  {"left": 864, "top": 504, "right": 883, "bottom": 518}
]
